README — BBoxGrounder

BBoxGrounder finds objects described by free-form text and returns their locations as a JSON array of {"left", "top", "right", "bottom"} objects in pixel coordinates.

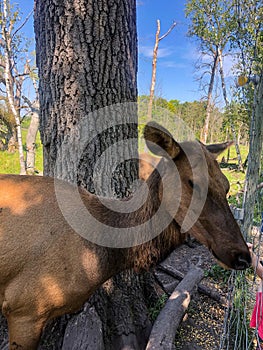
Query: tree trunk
[
  {"left": 147, "top": 20, "right": 176, "bottom": 122},
  {"left": 218, "top": 50, "right": 243, "bottom": 171},
  {"left": 23, "top": 96, "right": 40, "bottom": 175},
  {"left": 1, "top": 0, "right": 26, "bottom": 175},
  {"left": 147, "top": 20, "right": 160, "bottom": 122},
  {"left": 26, "top": 108, "right": 40, "bottom": 175},
  {"left": 241, "top": 73, "right": 263, "bottom": 236},
  {"left": 35, "top": 1, "right": 153, "bottom": 349},
  {"left": 201, "top": 48, "right": 219, "bottom": 144}
]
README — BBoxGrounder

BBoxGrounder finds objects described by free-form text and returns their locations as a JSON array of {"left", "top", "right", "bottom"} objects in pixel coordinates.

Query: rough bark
[
  {"left": 35, "top": 0, "right": 138, "bottom": 188},
  {"left": 35, "top": 1, "right": 154, "bottom": 349},
  {"left": 61, "top": 305, "right": 104, "bottom": 350},
  {"left": 146, "top": 267, "right": 204, "bottom": 350}
]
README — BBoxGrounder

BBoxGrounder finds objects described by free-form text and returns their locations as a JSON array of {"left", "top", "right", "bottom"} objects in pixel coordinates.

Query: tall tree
[
  {"left": 185, "top": 0, "right": 233, "bottom": 144},
  {"left": 0, "top": 0, "right": 37, "bottom": 174},
  {"left": 218, "top": 49, "right": 244, "bottom": 170},
  {"left": 219, "top": 4, "right": 262, "bottom": 347},
  {"left": 232, "top": 0, "right": 263, "bottom": 235},
  {"left": 35, "top": 1, "right": 154, "bottom": 349},
  {"left": 147, "top": 20, "right": 176, "bottom": 121},
  {"left": 0, "top": 0, "right": 27, "bottom": 173}
]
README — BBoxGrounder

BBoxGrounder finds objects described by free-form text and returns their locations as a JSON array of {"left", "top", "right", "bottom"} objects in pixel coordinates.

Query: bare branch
[
  {"left": 14, "top": 73, "right": 30, "bottom": 79},
  {"left": 159, "top": 21, "right": 176, "bottom": 41},
  {"left": 12, "top": 9, "right": 33, "bottom": 40},
  {"left": 22, "top": 94, "right": 32, "bottom": 107}
]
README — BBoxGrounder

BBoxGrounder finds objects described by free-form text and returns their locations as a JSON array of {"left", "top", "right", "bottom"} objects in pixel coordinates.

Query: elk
[{"left": 0, "top": 122, "right": 250, "bottom": 350}]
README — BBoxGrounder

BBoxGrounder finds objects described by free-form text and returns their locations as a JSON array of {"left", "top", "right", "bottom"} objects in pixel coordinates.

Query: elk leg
[{"left": 7, "top": 314, "right": 44, "bottom": 350}]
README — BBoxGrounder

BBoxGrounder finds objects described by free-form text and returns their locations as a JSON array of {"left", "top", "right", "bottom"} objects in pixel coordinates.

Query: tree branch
[
  {"left": 159, "top": 21, "right": 176, "bottom": 41},
  {"left": 12, "top": 9, "right": 33, "bottom": 40},
  {"left": 147, "top": 266, "right": 204, "bottom": 350}
]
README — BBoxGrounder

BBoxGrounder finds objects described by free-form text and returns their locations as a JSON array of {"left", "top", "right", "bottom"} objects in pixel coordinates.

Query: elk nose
[{"left": 234, "top": 252, "right": 251, "bottom": 270}]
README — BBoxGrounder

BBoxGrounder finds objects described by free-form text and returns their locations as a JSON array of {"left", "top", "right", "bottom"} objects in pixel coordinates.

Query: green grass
[
  {"left": 219, "top": 144, "right": 248, "bottom": 165},
  {"left": 148, "top": 293, "right": 168, "bottom": 322},
  {"left": 204, "top": 264, "right": 231, "bottom": 286},
  {"left": 219, "top": 144, "right": 248, "bottom": 206},
  {"left": 0, "top": 118, "right": 43, "bottom": 174}
]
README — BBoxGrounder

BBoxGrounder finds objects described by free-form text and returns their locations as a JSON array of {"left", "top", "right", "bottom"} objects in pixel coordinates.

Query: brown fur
[
  {"left": 0, "top": 122, "right": 250, "bottom": 349},
  {"left": 139, "top": 153, "right": 160, "bottom": 181}
]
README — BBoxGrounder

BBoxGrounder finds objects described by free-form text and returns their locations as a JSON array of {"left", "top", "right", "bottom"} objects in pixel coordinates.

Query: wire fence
[{"left": 220, "top": 177, "right": 263, "bottom": 350}]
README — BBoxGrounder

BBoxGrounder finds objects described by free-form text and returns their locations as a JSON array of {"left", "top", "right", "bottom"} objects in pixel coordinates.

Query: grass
[
  {"left": 148, "top": 293, "right": 168, "bottom": 322},
  {"left": 0, "top": 118, "right": 43, "bottom": 174},
  {"left": 220, "top": 144, "right": 248, "bottom": 205},
  {"left": 204, "top": 264, "right": 232, "bottom": 286}
]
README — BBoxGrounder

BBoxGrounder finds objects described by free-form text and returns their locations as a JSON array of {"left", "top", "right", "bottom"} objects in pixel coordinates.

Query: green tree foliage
[
  {"left": 232, "top": 0, "right": 262, "bottom": 75},
  {"left": 0, "top": 0, "right": 35, "bottom": 150},
  {"left": 185, "top": 0, "right": 234, "bottom": 52},
  {"left": 223, "top": 102, "right": 249, "bottom": 144},
  {"left": 175, "top": 100, "right": 206, "bottom": 140},
  {"left": 185, "top": 0, "right": 237, "bottom": 144},
  {"left": 138, "top": 95, "right": 235, "bottom": 143},
  {"left": 231, "top": 0, "right": 263, "bottom": 122}
]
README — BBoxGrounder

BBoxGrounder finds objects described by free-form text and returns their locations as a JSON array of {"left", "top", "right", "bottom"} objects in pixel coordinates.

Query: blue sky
[
  {"left": 137, "top": 0, "right": 202, "bottom": 102},
  {"left": 17, "top": 0, "right": 213, "bottom": 102}
]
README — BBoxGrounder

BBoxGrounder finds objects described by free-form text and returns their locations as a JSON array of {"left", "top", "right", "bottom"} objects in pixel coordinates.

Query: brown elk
[{"left": 0, "top": 122, "right": 250, "bottom": 350}]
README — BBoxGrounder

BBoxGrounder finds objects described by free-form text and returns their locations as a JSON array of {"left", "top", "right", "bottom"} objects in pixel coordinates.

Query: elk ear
[
  {"left": 206, "top": 141, "right": 234, "bottom": 158},
  {"left": 144, "top": 121, "right": 181, "bottom": 159}
]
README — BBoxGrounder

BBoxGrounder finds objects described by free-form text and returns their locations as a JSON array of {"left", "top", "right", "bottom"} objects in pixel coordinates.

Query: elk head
[{"left": 144, "top": 121, "right": 251, "bottom": 270}]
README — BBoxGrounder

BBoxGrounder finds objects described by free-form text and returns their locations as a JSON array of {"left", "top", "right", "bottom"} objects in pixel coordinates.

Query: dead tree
[{"left": 147, "top": 20, "right": 176, "bottom": 121}]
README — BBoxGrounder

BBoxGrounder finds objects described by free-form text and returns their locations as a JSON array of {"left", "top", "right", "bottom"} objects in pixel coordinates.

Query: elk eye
[{"left": 188, "top": 180, "right": 194, "bottom": 188}]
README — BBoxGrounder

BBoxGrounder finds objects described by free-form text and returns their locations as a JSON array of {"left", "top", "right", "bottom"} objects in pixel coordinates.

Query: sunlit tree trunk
[
  {"left": 147, "top": 20, "right": 161, "bottom": 122},
  {"left": 25, "top": 101, "right": 39, "bottom": 175},
  {"left": 1, "top": 0, "right": 26, "bottom": 174},
  {"left": 147, "top": 20, "right": 176, "bottom": 121},
  {"left": 201, "top": 48, "right": 219, "bottom": 144},
  {"left": 218, "top": 49, "right": 243, "bottom": 170},
  {"left": 23, "top": 75, "right": 40, "bottom": 175}
]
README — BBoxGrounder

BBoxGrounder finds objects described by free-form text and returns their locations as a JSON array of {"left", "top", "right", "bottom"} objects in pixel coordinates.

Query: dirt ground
[{"left": 153, "top": 241, "right": 235, "bottom": 350}]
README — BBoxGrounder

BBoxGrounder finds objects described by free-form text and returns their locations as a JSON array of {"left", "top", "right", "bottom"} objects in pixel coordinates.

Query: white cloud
[
  {"left": 160, "top": 61, "right": 188, "bottom": 69},
  {"left": 222, "top": 54, "right": 238, "bottom": 77},
  {"left": 139, "top": 45, "right": 174, "bottom": 58},
  {"left": 199, "top": 52, "right": 237, "bottom": 77}
]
